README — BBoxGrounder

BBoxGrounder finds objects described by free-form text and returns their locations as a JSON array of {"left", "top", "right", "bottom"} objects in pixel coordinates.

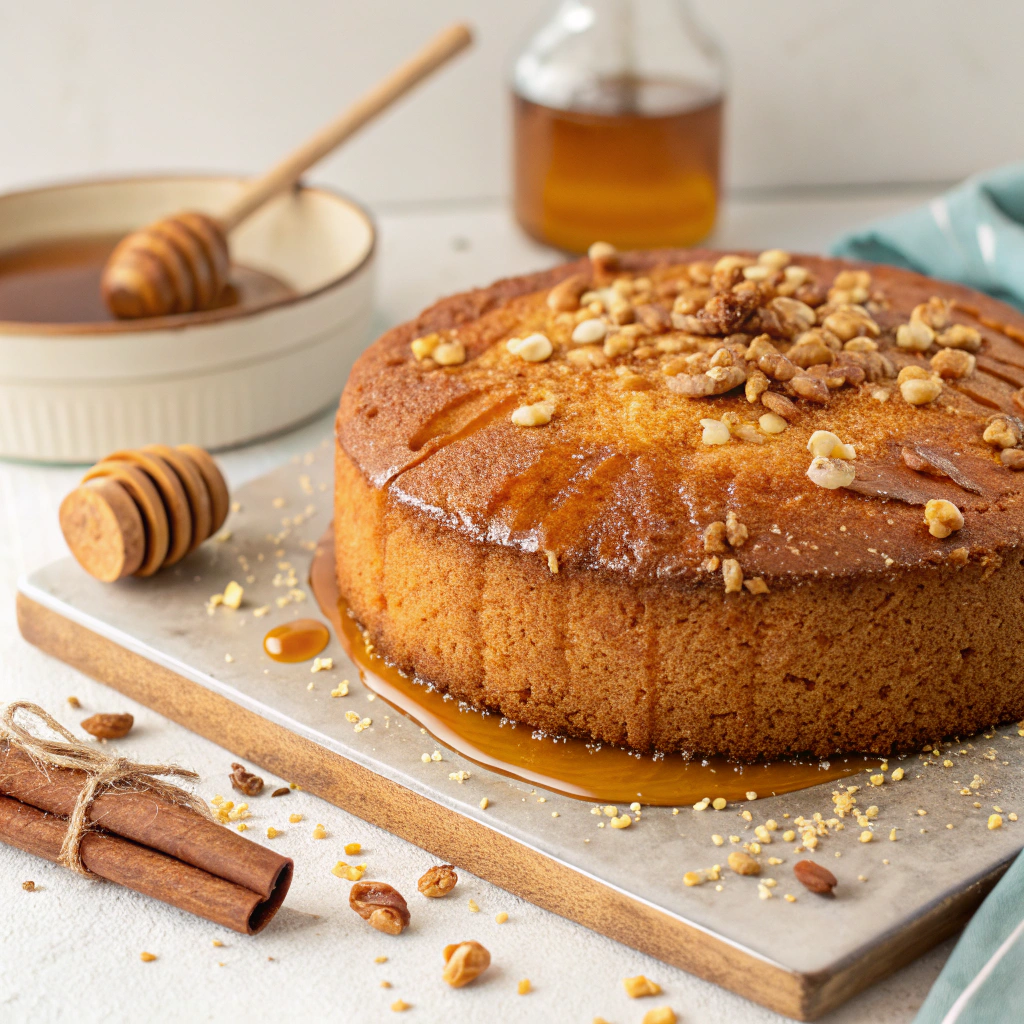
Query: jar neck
[{"left": 514, "top": 0, "right": 723, "bottom": 115}]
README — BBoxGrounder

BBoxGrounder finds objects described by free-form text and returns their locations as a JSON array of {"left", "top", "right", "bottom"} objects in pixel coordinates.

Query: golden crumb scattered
[
  {"left": 330, "top": 681, "right": 350, "bottom": 698},
  {"left": 332, "top": 862, "right": 366, "bottom": 881},
  {"left": 390, "top": 999, "right": 411, "bottom": 1012},
  {"left": 139, "top": 952, "right": 157, "bottom": 962},
  {"left": 448, "top": 770, "right": 471, "bottom": 783},
  {"left": 288, "top": 813, "right": 302, "bottom": 824},
  {"left": 479, "top": 797, "right": 490, "bottom": 810},
  {"left": 988, "top": 814, "right": 1003, "bottom": 830},
  {"left": 311, "top": 657, "right": 334, "bottom": 673},
  {"left": 712, "top": 797, "right": 727, "bottom": 810},
  {"left": 623, "top": 975, "right": 661, "bottom": 998},
  {"left": 237, "top": 823, "right": 247, "bottom": 832},
  {"left": 518, "top": 979, "right": 532, "bottom": 995},
  {"left": 375, "top": 956, "right": 388, "bottom": 963},
  {"left": 212, "top": 940, "right": 223, "bottom": 947},
  {"left": 67, "top": 696, "right": 81, "bottom": 708},
  {"left": 468, "top": 899, "right": 480, "bottom": 913},
  {"left": 345, "top": 842, "right": 362, "bottom": 855},
  {"left": 495, "top": 911, "right": 509, "bottom": 924},
  {"left": 784, "top": 893, "right": 797, "bottom": 903},
  {"left": 745, "top": 791, "right": 758, "bottom": 801},
  {"left": 891, "top": 767, "right": 905, "bottom": 781},
  {"left": 380, "top": 980, "right": 391, "bottom": 988},
  {"left": 222, "top": 581, "right": 244, "bottom": 609},
  {"left": 642, "top": 1008, "right": 677, "bottom": 1024},
  {"left": 266, "top": 827, "right": 281, "bottom": 839},
  {"left": 21, "top": 880, "right": 36, "bottom": 892},
  {"left": 859, "top": 831, "right": 873, "bottom": 843},
  {"left": 609, "top": 814, "right": 632, "bottom": 829}
]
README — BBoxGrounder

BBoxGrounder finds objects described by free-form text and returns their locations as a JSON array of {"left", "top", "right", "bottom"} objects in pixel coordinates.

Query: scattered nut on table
[
  {"left": 793, "top": 859, "right": 837, "bottom": 895},
  {"left": 418, "top": 864, "right": 458, "bottom": 898},
  {"left": 442, "top": 940, "right": 491, "bottom": 987},
  {"left": 349, "top": 881, "right": 410, "bottom": 935},
  {"left": 229, "top": 762, "right": 265, "bottom": 796},
  {"left": 80, "top": 713, "right": 133, "bottom": 740}
]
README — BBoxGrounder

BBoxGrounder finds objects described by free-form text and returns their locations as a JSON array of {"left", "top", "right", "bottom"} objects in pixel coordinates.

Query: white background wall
[{"left": 1, "top": 0, "right": 1021, "bottom": 206}]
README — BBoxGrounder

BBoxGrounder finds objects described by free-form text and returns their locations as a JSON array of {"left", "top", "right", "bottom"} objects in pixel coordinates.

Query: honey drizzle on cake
[{"left": 311, "top": 527, "right": 875, "bottom": 804}]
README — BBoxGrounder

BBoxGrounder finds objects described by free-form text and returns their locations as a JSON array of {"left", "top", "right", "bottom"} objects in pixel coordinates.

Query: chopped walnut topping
[
  {"left": 760, "top": 390, "right": 800, "bottom": 422},
  {"left": 507, "top": 333, "right": 553, "bottom": 362},
  {"left": 759, "top": 412, "right": 788, "bottom": 434},
  {"left": 807, "top": 430, "right": 855, "bottom": 460},
  {"left": 1001, "top": 449, "right": 1024, "bottom": 470},
  {"left": 983, "top": 417, "right": 1020, "bottom": 449},
  {"left": 546, "top": 273, "right": 589, "bottom": 312},
  {"left": 930, "top": 348, "right": 975, "bottom": 379},
  {"left": 807, "top": 457, "right": 855, "bottom": 490},
  {"left": 821, "top": 305, "right": 879, "bottom": 342},
  {"left": 411, "top": 333, "right": 441, "bottom": 361},
  {"left": 744, "top": 577, "right": 769, "bottom": 595},
  {"left": 699, "top": 418, "right": 731, "bottom": 446},
  {"left": 896, "top": 318, "right": 935, "bottom": 352},
  {"left": 722, "top": 558, "right": 743, "bottom": 593},
  {"left": 588, "top": 241, "right": 618, "bottom": 275},
  {"left": 924, "top": 499, "right": 964, "bottom": 538},
  {"left": 572, "top": 318, "right": 608, "bottom": 344},
  {"left": 511, "top": 401, "right": 555, "bottom": 427},
  {"left": 789, "top": 375, "right": 830, "bottom": 404},
  {"left": 433, "top": 340, "right": 466, "bottom": 366},
  {"left": 725, "top": 511, "right": 748, "bottom": 547},
  {"left": 703, "top": 521, "right": 729, "bottom": 554},
  {"left": 900, "top": 376, "right": 942, "bottom": 405},
  {"left": 937, "top": 324, "right": 982, "bottom": 351},
  {"left": 229, "top": 762, "right": 264, "bottom": 797}
]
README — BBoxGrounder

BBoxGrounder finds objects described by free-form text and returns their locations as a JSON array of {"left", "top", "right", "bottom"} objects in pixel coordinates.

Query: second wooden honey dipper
[{"left": 60, "top": 445, "right": 229, "bottom": 582}]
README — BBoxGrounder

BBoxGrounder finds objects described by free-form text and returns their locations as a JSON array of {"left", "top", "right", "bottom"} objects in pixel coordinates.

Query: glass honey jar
[{"left": 512, "top": 0, "right": 725, "bottom": 253}]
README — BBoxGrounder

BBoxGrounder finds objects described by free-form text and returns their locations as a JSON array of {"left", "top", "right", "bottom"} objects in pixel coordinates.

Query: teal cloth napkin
[
  {"left": 836, "top": 165, "right": 1024, "bottom": 1022},
  {"left": 911, "top": 853, "right": 1024, "bottom": 1024},
  {"left": 830, "top": 163, "right": 1024, "bottom": 312}
]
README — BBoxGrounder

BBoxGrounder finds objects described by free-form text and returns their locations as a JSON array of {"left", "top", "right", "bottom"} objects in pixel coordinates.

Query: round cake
[{"left": 334, "top": 246, "right": 1024, "bottom": 760}]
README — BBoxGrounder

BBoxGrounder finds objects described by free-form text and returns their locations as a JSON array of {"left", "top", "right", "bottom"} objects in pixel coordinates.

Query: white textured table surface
[{"left": 0, "top": 191, "right": 954, "bottom": 1024}]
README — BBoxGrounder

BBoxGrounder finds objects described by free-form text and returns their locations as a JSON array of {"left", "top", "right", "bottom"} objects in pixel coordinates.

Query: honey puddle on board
[{"left": 310, "top": 528, "right": 878, "bottom": 804}]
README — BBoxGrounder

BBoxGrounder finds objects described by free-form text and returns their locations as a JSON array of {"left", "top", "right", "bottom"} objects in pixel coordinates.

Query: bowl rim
[{"left": 0, "top": 172, "right": 377, "bottom": 338}]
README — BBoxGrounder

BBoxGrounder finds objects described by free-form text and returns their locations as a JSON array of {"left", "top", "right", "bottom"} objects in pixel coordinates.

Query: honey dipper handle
[{"left": 219, "top": 22, "right": 473, "bottom": 232}]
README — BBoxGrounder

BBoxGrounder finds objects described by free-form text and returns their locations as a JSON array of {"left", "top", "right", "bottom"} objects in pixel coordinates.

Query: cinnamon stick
[
  {"left": 0, "top": 744, "right": 288, "bottom": 899},
  {"left": 0, "top": 794, "right": 288, "bottom": 933}
]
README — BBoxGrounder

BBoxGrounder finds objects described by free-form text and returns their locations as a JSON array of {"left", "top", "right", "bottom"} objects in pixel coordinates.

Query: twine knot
[{"left": 0, "top": 701, "right": 211, "bottom": 876}]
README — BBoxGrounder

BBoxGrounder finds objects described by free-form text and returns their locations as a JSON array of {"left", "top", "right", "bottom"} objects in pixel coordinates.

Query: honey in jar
[{"left": 511, "top": 0, "right": 725, "bottom": 253}]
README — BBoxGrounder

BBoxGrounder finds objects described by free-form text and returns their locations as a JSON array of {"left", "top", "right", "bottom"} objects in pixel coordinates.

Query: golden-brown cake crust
[{"left": 335, "top": 248, "right": 1024, "bottom": 759}]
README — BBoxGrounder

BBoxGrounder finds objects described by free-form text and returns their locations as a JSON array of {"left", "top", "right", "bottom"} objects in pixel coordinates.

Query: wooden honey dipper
[
  {"left": 101, "top": 23, "right": 473, "bottom": 319},
  {"left": 60, "top": 445, "right": 230, "bottom": 582}
]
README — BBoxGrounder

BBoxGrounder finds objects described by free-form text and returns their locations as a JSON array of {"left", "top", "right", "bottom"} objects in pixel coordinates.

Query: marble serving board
[{"left": 16, "top": 438, "right": 1024, "bottom": 1021}]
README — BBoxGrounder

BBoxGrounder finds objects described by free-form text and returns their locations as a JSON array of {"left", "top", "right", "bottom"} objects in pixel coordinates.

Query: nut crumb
[
  {"left": 22, "top": 880, "right": 36, "bottom": 892},
  {"left": 442, "top": 940, "right": 491, "bottom": 988},
  {"left": 495, "top": 911, "right": 509, "bottom": 924},
  {"left": 623, "top": 975, "right": 662, "bottom": 998},
  {"left": 518, "top": 979, "right": 532, "bottom": 995},
  {"left": 139, "top": 952, "right": 157, "bottom": 962}
]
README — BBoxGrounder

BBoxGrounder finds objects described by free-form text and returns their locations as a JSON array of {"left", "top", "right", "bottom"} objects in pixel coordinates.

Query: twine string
[{"left": 0, "top": 701, "right": 212, "bottom": 876}]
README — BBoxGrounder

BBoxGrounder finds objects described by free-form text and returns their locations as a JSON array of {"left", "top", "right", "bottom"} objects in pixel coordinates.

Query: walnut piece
[
  {"left": 80, "top": 713, "right": 133, "bottom": 740},
  {"left": 546, "top": 273, "right": 590, "bottom": 312},
  {"left": 350, "top": 881, "right": 410, "bottom": 935},
  {"left": 442, "top": 940, "right": 491, "bottom": 988},
  {"left": 924, "top": 499, "right": 964, "bottom": 539},
  {"left": 418, "top": 864, "right": 458, "bottom": 898},
  {"left": 230, "top": 762, "right": 265, "bottom": 797}
]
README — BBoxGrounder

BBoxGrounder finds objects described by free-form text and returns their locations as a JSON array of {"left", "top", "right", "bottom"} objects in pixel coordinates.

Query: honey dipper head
[{"left": 101, "top": 211, "right": 231, "bottom": 319}]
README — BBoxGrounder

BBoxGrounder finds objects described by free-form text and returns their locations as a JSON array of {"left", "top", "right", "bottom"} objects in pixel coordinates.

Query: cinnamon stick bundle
[{"left": 0, "top": 711, "right": 292, "bottom": 935}]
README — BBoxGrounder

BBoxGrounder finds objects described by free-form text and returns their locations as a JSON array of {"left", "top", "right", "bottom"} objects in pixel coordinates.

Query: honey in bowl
[
  {"left": 310, "top": 528, "right": 878, "bottom": 804},
  {"left": 263, "top": 619, "right": 331, "bottom": 664},
  {"left": 0, "top": 236, "right": 295, "bottom": 325}
]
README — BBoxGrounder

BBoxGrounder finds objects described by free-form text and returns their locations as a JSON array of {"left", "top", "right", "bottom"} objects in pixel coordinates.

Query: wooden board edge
[{"left": 15, "top": 589, "right": 969, "bottom": 1020}]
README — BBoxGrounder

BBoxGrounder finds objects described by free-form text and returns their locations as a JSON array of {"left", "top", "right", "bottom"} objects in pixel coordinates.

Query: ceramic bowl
[{"left": 0, "top": 175, "right": 376, "bottom": 462}]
